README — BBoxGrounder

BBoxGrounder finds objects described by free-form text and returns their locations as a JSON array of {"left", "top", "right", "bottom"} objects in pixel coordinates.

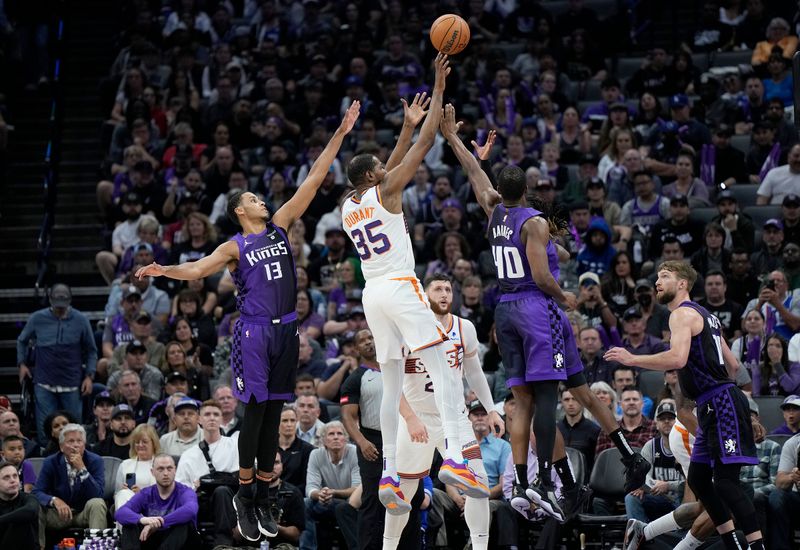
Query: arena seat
[
  {"left": 638, "top": 370, "right": 666, "bottom": 403},
  {"left": 709, "top": 50, "right": 754, "bottom": 69},
  {"left": 728, "top": 183, "right": 759, "bottom": 206},
  {"left": 745, "top": 205, "right": 782, "bottom": 226},
  {"left": 754, "top": 396, "right": 785, "bottom": 433},
  {"left": 574, "top": 448, "right": 633, "bottom": 547},
  {"left": 691, "top": 207, "right": 718, "bottom": 226},
  {"left": 766, "top": 434, "right": 790, "bottom": 448},
  {"left": 617, "top": 57, "right": 645, "bottom": 79},
  {"left": 565, "top": 446, "right": 587, "bottom": 487},
  {"left": 730, "top": 134, "right": 751, "bottom": 155}
]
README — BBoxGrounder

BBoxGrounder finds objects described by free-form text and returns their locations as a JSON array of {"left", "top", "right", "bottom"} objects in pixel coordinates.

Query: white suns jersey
[
  {"left": 403, "top": 315, "right": 477, "bottom": 415},
  {"left": 341, "top": 185, "right": 415, "bottom": 279}
]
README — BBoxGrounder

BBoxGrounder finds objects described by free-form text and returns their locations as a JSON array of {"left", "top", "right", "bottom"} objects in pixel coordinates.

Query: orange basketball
[{"left": 430, "top": 14, "right": 470, "bottom": 55}]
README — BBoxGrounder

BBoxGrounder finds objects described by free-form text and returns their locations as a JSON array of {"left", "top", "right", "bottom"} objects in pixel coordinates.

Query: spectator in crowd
[
  {"left": 767, "top": 431, "right": 800, "bottom": 550},
  {"left": 117, "top": 371, "right": 158, "bottom": 425},
  {"left": 601, "top": 251, "right": 636, "bottom": 319},
  {"left": 175, "top": 400, "right": 239, "bottom": 547},
  {"left": 96, "top": 193, "right": 145, "bottom": 284},
  {"left": 648, "top": 194, "right": 705, "bottom": 259},
  {"left": 772, "top": 395, "right": 800, "bottom": 435},
  {"left": 557, "top": 387, "right": 601, "bottom": 472},
  {"left": 39, "top": 411, "right": 76, "bottom": 457},
  {"left": 752, "top": 17, "right": 798, "bottom": 66},
  {"left": 159, "top": 396, "right": 202, "bottom": 455},
  {"left": 105, "top": 312, "right": 166, "bottom": 380},
  {"left": 619, "top": 170, "right": 670, "bottom": 239},
  {"left": 296, "top": 394, "right": 325, "bottom": 448},
  {"left": 95, "top": 404, "right": 136, "bottom": 460},
  {"left": 579, "top": 326, "right": 614, "bottom": 386},
  {"left": 757, "top": 143, "right": 800, "bottom": 205},
  {"left": 744, "top": 269, "right": 800, "bottom": 341},
  {"left": 781, "top": 193, "right": 800, "bottom": 245},
  {"left": 691, "top": 224, "right": 732, "bottom": 278},
  {"left": 0, "top": 410, "right": 38, "bottom": 459},
  {"left": 751, "top": 220, "right": 786, "bottom": 275},
  {"left": 613, "top": 365, "right": 655, "bottom": 419},
  {"left": 213, "top": 385, "right": 240, "bottom": 436},
  {"left": 303, "top": 421, "right": 359, "bottom": 550},
  {"left": 102, "top": 287, "right": 145, "bottom": 359},
  {"left": 107, "top": 341, "right": 165, "bottom": 401},
  {"left": 624, "top": 401, "right": 683, "bottom": 522},
  {"left": 576, "top": 272, "right": 618, "bottom": 337},
  {"left": 0, "top": 460, "right": 38, "bottom": 547},
  {"left": 277, "top": 405, "right": 313, "bottom": 496},
  {"left": 728, "top": 248, "right": 762, "bottom": 307},
  {"left": 697, "top": 271, "right": 743, "bottom": 340},
  {"left": 752, "top": 334, "right": 800, "bottom": 396},
  {"left": 260, "top": 451, "right": 305, "bottom": 547},
  {"left": 712, "top": 190, "right": 755, "bottom": 253},
  {"left": 116, "top": 453, "right": 198, "bottom": 550},
  {"left": 114, "top": 424, "right": 160, "bottom": 511},
  {"left": 33, "top": 424, "right": 107, "bottom": 546},
  {"left": 1, "top": 436, "right": 35, "bottom": 493},
  {"left": 585, "top": 381, "right": 620, "bottom": 424},
  {"left": 16, "top": 284, "right": 96, "bottom": 446},
  {"left": 740, "top": 398, "right": 781, "bottom": 536}
]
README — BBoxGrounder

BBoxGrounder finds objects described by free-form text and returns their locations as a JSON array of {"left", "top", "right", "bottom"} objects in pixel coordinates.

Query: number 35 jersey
[
  {"left": 342, "top": 185, "right": 415, "bottom": 280},
  {"left": 230, "top": 223, "right": 297, "bottom": 319},
  {"left": 487, "top": 204, "right": 559, "bottom": 295}
]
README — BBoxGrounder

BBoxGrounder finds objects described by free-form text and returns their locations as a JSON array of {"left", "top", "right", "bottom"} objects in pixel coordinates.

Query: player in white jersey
[
  {"left": 342, "top": 54, "right": 487, "bottom": 514},
  {"left": 382, "top": 274, "right": 504, "bottom": 550}
]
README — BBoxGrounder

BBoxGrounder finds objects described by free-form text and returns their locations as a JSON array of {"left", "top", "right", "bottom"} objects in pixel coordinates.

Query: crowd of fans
[{"left": 5, "top": 0, "right": 800, "bottom": 548}]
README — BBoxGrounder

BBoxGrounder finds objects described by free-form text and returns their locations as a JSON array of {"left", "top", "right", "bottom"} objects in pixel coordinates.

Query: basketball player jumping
[
  {"left": 383, "top": 274, "right": 504, "bottom": 550},
  {"left": 135, "top": 102, "right": 361, "bottom": 543},
  {"left": 605, "top": 262, "right": 765, "bottom": 550},
  {"left": 442, "top": 104, "right": 649, "bottom": 521},
  {"left": 343, "top": 54, "right": 488, "bottom": 514}
]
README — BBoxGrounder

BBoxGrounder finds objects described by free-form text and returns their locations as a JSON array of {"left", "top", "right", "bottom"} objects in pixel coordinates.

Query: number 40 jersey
[
  {"left": 342, "top": 185, "right": 416, "bottom": 279},
  {"left": 488, "top": 204, "right": 560, "bottom": 295}
]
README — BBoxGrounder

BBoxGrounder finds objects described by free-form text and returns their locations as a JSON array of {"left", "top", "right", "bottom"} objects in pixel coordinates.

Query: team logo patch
[
  {"left": 245, "top": 330, "right": 250, "bottom": 338},
  {"left": 554, "top": 352, "right": 564, "bottom": 370},
  {"left": 724, "top": 438, "right": 737, "bottom": 454},
  {"left": 236, "top": 376, "right": 245, "bottom": 392}
]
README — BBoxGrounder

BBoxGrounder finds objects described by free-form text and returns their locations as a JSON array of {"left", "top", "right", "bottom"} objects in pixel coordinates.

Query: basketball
[{"left": 429, "top": 14, "right": 470, "bottom": 55}]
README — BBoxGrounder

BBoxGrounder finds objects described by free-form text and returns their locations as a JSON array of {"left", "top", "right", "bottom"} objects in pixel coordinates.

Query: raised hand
[
  {"left": 603, "top": 346, "right": 635, "bottom": 366},
  {"left": 401, "top": 92, "right": 431, "bottom": 128},
  {"left": 135, "top": 262, "right": 165, "bottom": 280},
  {"left": 440, "top": 103, "right": 462, "bottom": 138},
  {"left": 340, "top": 100, "right": 361, "bottom": 134},
  {"left": 471, "top": 130, "right": 497, "bottom": 161},
  {"left": 433, "top": 52, "right": 450, "bottom": 91}
]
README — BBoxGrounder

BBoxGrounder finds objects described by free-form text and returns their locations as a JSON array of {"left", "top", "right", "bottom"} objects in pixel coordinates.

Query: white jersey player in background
[
  {"left": 342, "top": 53, "right": 488, "bottom": 514},
  {"left": 383, "top": 274, "right": 504, "bottom": 550}
]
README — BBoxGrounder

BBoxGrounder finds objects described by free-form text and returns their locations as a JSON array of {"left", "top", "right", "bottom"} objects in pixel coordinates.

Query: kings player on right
[
  {"left": 441, "top": 104, "right": 649, "bottom": 522},
  {"left": 342, "top": 54, "right": 488, "bottom": 515},
  {"left": 605, "top": 262, "right": 765, "bottom": 550}
]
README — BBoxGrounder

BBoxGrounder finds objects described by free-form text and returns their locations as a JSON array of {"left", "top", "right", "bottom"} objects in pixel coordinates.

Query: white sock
[
  {"left": 379, "top": 359, "right": 403, "bottom": 477},
  {"left": 382, "top": 478, "right": 417, "bottom": 548},
  {"left": 674, "top": 532, "right": 704, "bottom": 550},
  {"left": 464, "top": 496, "right": 489, "bottom": 550},
  {"left": 643, "top": 510, "right": 680, "bottom": 540},
  {"left": 418, "top": 345, "right": 464, "bottom": 461}
]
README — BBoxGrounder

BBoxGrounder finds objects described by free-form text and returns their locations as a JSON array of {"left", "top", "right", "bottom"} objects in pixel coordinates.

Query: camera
[{"left": 765, "top": 280, "right": 776, "bottom": 291}]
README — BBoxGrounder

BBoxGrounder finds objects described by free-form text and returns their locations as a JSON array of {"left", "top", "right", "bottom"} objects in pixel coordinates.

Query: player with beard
[
  {"left": 135, "top": 102, "right": 360, "bottom": 543},
  {"left": 384, "top": 274, "right": 504, "bottom": 550},
  {"left": 442, "top": 104, "right": 649, "bottom": 522},
  {"left": 605, "top": 261, "right": 764, "bottom": 550}
]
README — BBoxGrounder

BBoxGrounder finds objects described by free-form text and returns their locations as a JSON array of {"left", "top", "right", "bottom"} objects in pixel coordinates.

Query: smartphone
[{"left": 126, "top": 473, "right": 136, "bottom": 487}]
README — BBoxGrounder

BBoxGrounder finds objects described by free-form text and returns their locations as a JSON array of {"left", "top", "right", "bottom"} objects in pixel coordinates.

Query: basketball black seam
[{"left": 438, "top": 17, "right": 456, "bottom": 51}]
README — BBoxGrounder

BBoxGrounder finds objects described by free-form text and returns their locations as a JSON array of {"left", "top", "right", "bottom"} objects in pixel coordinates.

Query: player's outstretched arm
[
  {"left": 385, "top": 92, "right": 431, "bottom": 172},
  {"left": 273, "top": 101, "right": 361, "bottom": 229},
  {"left": 441, "top": 104, "right": 500, "bottom": 217},
  {"left": 135, "top": 240, "right": 239, "bottom": 281},
  {"left": 382, "top": 53, "right": 449, "bottom": 197},
  {"left": 604, "top": 307, "right": 694, "bottom": 370}
]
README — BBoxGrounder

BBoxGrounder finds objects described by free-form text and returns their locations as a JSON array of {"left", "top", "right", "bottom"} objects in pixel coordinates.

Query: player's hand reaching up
[
  {"left": 339, "top": 100, "right": 361, "bottom": 134},
  {"left": 135, "top": 262, "right": 166, "bottom": 280},
  {"left": 471, "top": 130, "right": 497, "bottom": 161},
  {"left": 488, "top": 410, "right": 505, "bottom": 438},
  {"left": 440, "top": 103, "right": 461, "bottom": 138},
  {"left": 433, "top": 52, "right": 450, "bottom": 92},
  {"left": 402, "top": 92, "right": 431, "bottom": 128}
]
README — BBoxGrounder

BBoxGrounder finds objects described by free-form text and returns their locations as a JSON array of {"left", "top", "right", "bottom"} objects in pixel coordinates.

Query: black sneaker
[
  {"left": 510, "top": 483, "right": 535, "bottom": 518},
  {"left": 560, "top": 485, "right": 592, "bottom": 521},
  {"left": 622, "top": 453, "right": 650, "bottom": 494},
  {"left": 256, "top": 503, "right": 278, "bottom": 537},
  {"left": 525, "top": 481, "right": 565, "bottom": 523},
  {"left": 232, "top": 494, "right": 260, "bottom": 542}
]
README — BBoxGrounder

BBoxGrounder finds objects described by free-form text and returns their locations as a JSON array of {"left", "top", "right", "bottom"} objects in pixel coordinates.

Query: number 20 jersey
[
  {"left": 488, "top": 204, "right": 559, "bottom": 295},
  {"left": 342, "top": 185, "right": 416, "bottom": 279}
]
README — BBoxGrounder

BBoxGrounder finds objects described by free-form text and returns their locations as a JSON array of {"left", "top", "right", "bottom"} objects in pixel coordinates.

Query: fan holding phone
[{"left": 114, "top": 425, "right": 160, "bottom": 511}]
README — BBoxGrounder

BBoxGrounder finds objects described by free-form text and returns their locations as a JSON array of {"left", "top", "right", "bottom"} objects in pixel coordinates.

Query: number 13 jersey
[
  {"left": 488, "top": 204, "right": 559, "bottom": 295},
  {"left": 342, "top": 185, "right": 415, "bottom": 279}
]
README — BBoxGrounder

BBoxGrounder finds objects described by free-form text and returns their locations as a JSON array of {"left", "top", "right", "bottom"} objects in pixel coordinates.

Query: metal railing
[{"left": 35, "top": 3, "right": 66, "bottom": 295}]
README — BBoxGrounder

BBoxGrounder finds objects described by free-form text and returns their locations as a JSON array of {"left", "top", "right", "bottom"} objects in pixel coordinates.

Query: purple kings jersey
[
  {"left": 230, "top": 223, "right": 297, "bottom": 319},
  {"left": 678, "top": 301, "right": 732, "bottom": 400},
  {"left": 488, "top": 204, "right": 559, "bottom": 295}
]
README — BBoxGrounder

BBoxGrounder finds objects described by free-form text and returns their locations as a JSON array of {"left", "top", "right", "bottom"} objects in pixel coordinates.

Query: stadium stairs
[{"left": 0, "top": 0, "right": 117, "bottom": 404}]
